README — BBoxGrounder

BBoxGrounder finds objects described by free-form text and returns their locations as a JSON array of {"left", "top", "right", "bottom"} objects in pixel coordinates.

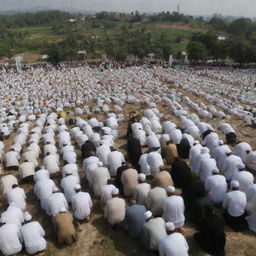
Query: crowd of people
[{"left": 0, "top": 64, "right": 256, "bottom": 255}]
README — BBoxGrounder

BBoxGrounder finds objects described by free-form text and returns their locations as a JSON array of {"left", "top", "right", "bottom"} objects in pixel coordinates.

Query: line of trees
[{"left": 187, "top": 17, "right": 256, "bottom": 64}]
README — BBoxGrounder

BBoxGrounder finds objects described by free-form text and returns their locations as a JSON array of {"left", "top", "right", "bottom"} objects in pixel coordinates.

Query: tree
[{"left": 187, "top": 41, "right": 207, "bottom": 63}]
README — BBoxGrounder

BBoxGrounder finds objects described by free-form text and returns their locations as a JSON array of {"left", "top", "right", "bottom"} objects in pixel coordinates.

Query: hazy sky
[{"left": 1, "top": 0, "right": 255, "bottom": 17}]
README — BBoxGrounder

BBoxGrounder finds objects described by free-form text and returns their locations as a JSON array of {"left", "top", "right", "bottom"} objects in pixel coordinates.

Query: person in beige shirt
[
  {"left": 104, "top": 188, "right": 126, "bottom": 228},
  {"left": 166, "top": 141, "right": 178, "bottom": 165},
  {"left": 153, "top": 167, "right": 173, "bottom": 189},
  {"left": 52, "top": 208, "right": 76, "bottom": 245},
  {"left": 121, "top": 168, "right": 139, "bottom": 197}
]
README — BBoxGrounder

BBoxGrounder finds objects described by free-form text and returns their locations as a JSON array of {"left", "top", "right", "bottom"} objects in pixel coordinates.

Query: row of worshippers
[
  {"left": 158, "top": 66, "right": 255, "bottom": 125},
  {"left": 0, "top": 173, "right": 46, "bottom": 255}
]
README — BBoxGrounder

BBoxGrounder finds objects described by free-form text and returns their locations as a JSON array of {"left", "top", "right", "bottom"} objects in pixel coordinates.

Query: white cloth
[
  {"left": 222, "top": 155, "right": 244, "bottom": 180},
  {"left": 33, "top": 169, "right": 50, "bottom": 183},
  {"left": 234, "top": 142, "right": 252, "bottom": 163},
  {"left": 20, "top": 221, "right": 46, "bottom": 255},
  {"left": 46, "top": 192, "right": 69, "bottom": 216},
  {"left": 107, "top": 151, "right": 125, "bottom": 176},
  {"left": 1, "top": 205, "right": 24, "bottom": 227},
  {"left": 100, "top": 184, "right": 116, "bottom": 208},
  {"left": 91, "top": 167, "right": 110, "bottom": 196},
  {"left": 147, "top": 152, "right": 164, "bottom": 175},
  {"left": 19, "top": 162, "right": 35, "bottom": 179},
  {"left": 43, "top": 154, "right": 60, "bottom": 175},
  {"left": 96, "top": 144, "right": 111, "bottom": 165},
  {"left": 61, "top": 175, "right": 79, "bottom": 202},
  {"left": 162, "top": 195, "right": 185, "bottom": 228},
  {"left": 4, "top": 151, "right": 19, "bottom": 167},
  {"left": 139, "top": 154, "right": 151, "bottom": 176},
  {"left": 223, "top": 190, "right": 246, "bottom": 217},
  {"left": 0, "top": 175, "right": 18, "bottom": 195},
  {"left": 199, "top": 157, "right": 218, "bottom": 183},
  {"left": 6, "top": 187, "right": 26, "bottom": 211},
  {"left": 71, "top": 192, "right": 92, "bottom": 220},
  {"left": 0, "top": 223, "right": 22, "bottom": 256},
  {"left": 245, "top": 151, "right": 256, "bottom": 171},
  {"left": 205, "top": 175, "right": 227, "bottom": 204},
  {"left": 232, "top": 171, "right": 254, "bottom": 193},
  {"left": 159, "top": 233, "right": 189, "bottom": 256},
  {"left": 133, "top": 183, "right": 151, "bottom": 206}
]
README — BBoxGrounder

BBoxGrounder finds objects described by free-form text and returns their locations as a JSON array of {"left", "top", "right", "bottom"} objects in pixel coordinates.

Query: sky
[{"left": 1, "top": 0, "right": 255, "bottom": 17}]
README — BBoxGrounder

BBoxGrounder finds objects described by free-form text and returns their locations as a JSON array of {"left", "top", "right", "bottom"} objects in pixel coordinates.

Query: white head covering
[
  {"left": 138, "top": 173, "right": 146, "bottom": 182},
  {"left": 194, "top": 140, "right": 200, "bottom": 145},
  {"left": 167, "top": 186, "right": 176, "bottom": 193},
  {"left": 165, "top": 222, "right": 175, "bottom": 231},
  {"left": 74, "top": 184, "right": 81, "bottom": 190},
  {"left": 218, "top": 140, "right": 224, "bottom": 146},
  {"left": 212, "top": 169, "right": 219, "bottom": 174},
  {"left": 230, "top": 180, "right": 240, "bottom": 189},
  {"left": 144, "top": 211, "right": 152, "bottom": 220},
  {"left": 201, "top": 147, "right": 209, "bottom": 154},
  {"left": 111, "top": 188, "right": 119, "bottom": 196},
  {"left": 52, "top": 186, "right": 59, "bottom": 192},
  {"left": 24, "top": 212, "right": 32, "bottom": 222}
]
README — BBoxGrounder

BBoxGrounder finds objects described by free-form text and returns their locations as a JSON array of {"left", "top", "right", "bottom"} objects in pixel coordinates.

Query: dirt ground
[{"left": 1, "top": 88, "right": 256, "bottom": 256}]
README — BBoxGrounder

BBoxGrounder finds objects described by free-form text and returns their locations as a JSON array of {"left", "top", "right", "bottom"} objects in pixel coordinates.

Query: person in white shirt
[
  {"left": 33, "top": 167, "right": 50, "bottom": 183},
  {"left": 168, "top": 129, "right": 182, "bottom": 145},
  {"left": 0, "top": 175, "right": 18, "bottom": 196},
  {"left": 192, "top": 147, "right": 210, "bottom": 175},
  {"left": 234, "top": 142, "right": 252, "bottom": 163},
  {"left": 46, "top": 187, "right": 69, "bottom": 216},
  {"left": 199, "top": 156, "right": 218, "bottom": 183},
  {"left": 223, "top": 180, "right": 248, "bottom": 232},
  {"left": 61, "top": 173, "right": 80, "bottom": 202},
  {"left": 245, "top": 151, "right": 256, "bottom": 174},
  {"left": 96, "top": 144, "right": 111, "bottom": 166},
  {"left": 0, "top": 218, "right": 22, "bottom": 256},
  {"left": 232, "top": 168, "right": 254, "bottom": 193},
  {"left": 214, "top": 143, "right": 232, "bottom": 171},
  {"left": 133, "top": 173, "right": 151, "bottom": 206},
  {"left": 4, "top": 149, "right": 19, "bottom": 170},
  {"left": 63, "top": 150, "right": 77, "bottom": 164},
  {"left": 19, "top": 160, "right": 35, "bottom": 182},
  {"left": 147, "top": 150, "right": 164, "bottom": 176},
  {"left": 1, "top": 204, "right": 24, "bottom": 227},
  {"left": 222, "top": 154, "right": 244, "bottom": 181},
  {"left": 162, "top": 187, "right": 185, "bottom": 229},
  {"left": 22, "top": 150, "right": 38, "bottom": 168},
  {"left": 44, "top": 143, "right": 57, "bottom": 156},
  {"left": 43, "top": 152, "right": 60, "bottom": 176},
  {"left": 71, "top": 184, "right": 92, "bottom": 222},
  {"left": 142, "top": 211, "right": 167, "bottom": 251},
  {"left": 100, "top": 181, "right": 117, "bottom": 209},
  {"left": 34, "top": 178, "right": 56, "bottom": 211},
  {"left": 139, "top": 153, "right": 151, "bottom": 176},
  {"left": 159, "top": 222, "right": 189, "bottom": 256},
  {"left": 6, "top": 184, "right": 26, "bottom": 211},
  {"left": 20, "top": 213, "right": 46, "bottom": 255},
  {"left": 107, "top": 149, "right": 125, "bottom": 177},
  {"left": 205, "top": 169, "right": 227, "bottom": 204}
]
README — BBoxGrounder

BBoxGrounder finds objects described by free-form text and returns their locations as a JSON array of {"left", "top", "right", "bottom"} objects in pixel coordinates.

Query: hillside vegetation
[{"left": 0, "top": 11, "right": 256, "bottom": 63}]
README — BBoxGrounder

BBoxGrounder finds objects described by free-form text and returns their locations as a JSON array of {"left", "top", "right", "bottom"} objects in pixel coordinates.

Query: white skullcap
[
  {"left": 201, "top": 147, "right": 209, "bottom": 154},
  {"left": 194, "top": 140, "right": 200, "bottom": 144},
  {"left": 212, "top": 169, "right": 219, "bottom": 174},
  {"left": 74, "top": 184, "right": 81, "bottom": 190},
  {"left": 138, "top": 173, "right": 146, "bottom": 182},
  {"left": 165, "top": 222, "right": 175, "bottom": 231},
  {"left": 59, "top": 207, "right": 67, "bottom": 213},
  {"left": 167, "top": 186, "right": 176, "bottom": 193},
  {"left": 144, "top": 210, "right": 152, "bottom": 220},
  {"left": 40, "top": 165, "right": 45, "bottom": 169},
  {"left": 0, "top": 217, "right": 6, "bottom": 224},
  {"left": 24, "top": 212, "right": 32, "bottom": 222},
  {"left": 218, "top": 140, "right": 224, "bottom": 145},
  {"left": 52, "top": 186, "right": 59, "bottom": 192},
  {"left": 230, "top": 180, "right": 240, "bottom": 189},
  {"left": 111, "top": 188, "right": 119, "bottom": 196}
]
